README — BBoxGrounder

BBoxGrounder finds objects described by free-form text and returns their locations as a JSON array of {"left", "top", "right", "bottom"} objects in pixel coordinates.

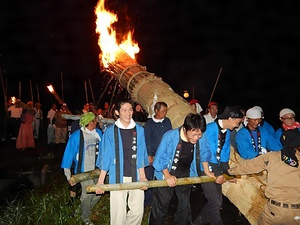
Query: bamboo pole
[
  {"left": 61, "top": 72, "right": 64, "bottom": 102},
  {"left": 88, "top": 78, "right": 96, "bottom": 106},
  {"left": 86, "top": 174, "right": 234, "bottom": 193},
  {"left": 95, "top": 76, "right": 113, "bottom": 108},
  {"left": 19, "top": 81, "right": 21, "bottom": 99},
  {"left": 207, "top": 67, "right": 222, "bottom": 105},
  {"left": 70, "top": 168, "right": 231, "bottom": 185},
  {"left": 36, "top": 84, "right": 40, "bottom": 103},
  {"left": 84, "top": 81, "right": 88, "bottom": 103},
  {"left": 0, "top": 67, "right": 8, "bottom": 139},
  {"left": 70, "top": 169, "right": 101, "bottom": 184},
  {"left": 62, "top": 114, "right": 144, "bottom": 126},
  {"left": 29, "top": 79, "right": 33, "bottom": 102},
  {"left": 109, "top": 80, "right": 118, "bottom": 111}
]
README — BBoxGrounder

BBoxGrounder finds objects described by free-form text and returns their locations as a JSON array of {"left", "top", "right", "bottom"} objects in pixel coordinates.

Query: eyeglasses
[{"left": 281, "top": 116, "right": 295, "bottom": 121}]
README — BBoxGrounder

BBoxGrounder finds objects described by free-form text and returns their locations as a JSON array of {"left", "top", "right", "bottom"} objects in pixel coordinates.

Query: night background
[{"left": 1, "top": 0, "right": 300, "bottom": 131}]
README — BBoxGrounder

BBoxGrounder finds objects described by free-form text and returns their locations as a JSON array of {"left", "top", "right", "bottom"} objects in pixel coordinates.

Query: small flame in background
[
  {"left": 47, "top": 85, "right": 54, "bottom": 93},
  {"left": 11, "top": 96, "right": 16, "bottom": 104},
  {"left": 95, "top": 0, "right": 140, "bottom": 68}
]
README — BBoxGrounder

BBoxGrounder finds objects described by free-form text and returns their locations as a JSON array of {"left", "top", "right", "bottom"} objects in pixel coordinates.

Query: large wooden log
[{"left": 86, "top": 175, "right": 234, "bottom": 193}]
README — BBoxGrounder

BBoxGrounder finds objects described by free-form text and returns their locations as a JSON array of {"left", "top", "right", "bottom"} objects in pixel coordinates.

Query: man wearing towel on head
[{"left": 61, "top": 112, "right": 102, "bottom": 225}]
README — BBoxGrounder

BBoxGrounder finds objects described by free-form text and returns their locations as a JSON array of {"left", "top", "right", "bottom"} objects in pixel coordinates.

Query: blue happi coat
[
  {"left": 96, "top": 124, "right": 148, "bottom": 184},
  {"left": 153, "top": 128, "right": 211, "bottom": 180}
]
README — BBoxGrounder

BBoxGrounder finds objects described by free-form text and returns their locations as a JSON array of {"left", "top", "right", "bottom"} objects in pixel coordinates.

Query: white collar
[
  {"left": 218, "top": 120, "right": 227, "bottom": 133},
  {"left": 115, "top": 118, "right": 136, "bottom": 129},
  {"left": 80, "top": 127, "right": 101, "bottom": 140},
  {"left": 152, "top": 114, "right": 165, "bottom": 123}
]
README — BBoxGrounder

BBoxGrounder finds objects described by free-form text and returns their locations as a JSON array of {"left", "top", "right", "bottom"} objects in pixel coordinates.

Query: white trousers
[{"left": 110, "top": 176, "right": 144, "bottom": 225}]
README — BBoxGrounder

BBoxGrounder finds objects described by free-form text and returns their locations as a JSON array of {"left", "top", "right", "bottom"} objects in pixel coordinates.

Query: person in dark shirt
[
  {"left": 144, "top": 102, "right": 172, "bottom": 206},
  {"left": 95, "top": 99, "right": 148, "bottom": 225},
  {"left": 149, "top": 113, "right": 213, "bottom": 225},
  {"left": 132, "top": 103, "right": 148, "bottom": 122}
]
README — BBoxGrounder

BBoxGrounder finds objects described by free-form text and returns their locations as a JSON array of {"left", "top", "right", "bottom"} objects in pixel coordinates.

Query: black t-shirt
[
  {"left": 120, "top": 128, "right": 134, "bottom": 177},
  {"left": 174, "top": 140, "right": 194, "bottom": 177}
]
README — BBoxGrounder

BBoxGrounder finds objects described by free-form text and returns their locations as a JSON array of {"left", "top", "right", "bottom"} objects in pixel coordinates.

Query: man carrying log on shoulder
[
  {"left": 149, "top": 113, "right": 214, "bottom": 225},
  {"left": 61, "top": 112, "right": 102, "bottom": 225},
  {"left": 95, "top": 99, "right": 148, "bottom": 225},
  {"left": 227, "top": 129, "right": 300, "bottom": 225}
]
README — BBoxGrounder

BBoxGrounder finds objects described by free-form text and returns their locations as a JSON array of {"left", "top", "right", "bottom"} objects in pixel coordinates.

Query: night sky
[{"left": 1, "top": 0, "right": 300, "bottom": 128}]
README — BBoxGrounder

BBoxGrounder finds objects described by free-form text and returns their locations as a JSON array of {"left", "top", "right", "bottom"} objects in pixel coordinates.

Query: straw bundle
[
  {"left": 222, "top": 147, "right": 267, "bottom": 225},
  {"left": 105, "top": 49, "right": 193, "bottom": 128}
]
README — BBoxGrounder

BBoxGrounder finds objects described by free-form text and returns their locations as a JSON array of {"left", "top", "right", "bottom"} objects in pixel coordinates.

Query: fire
[
  {"left": 47, "top": 85, "right": 54, "bottom": 93},
  {"left": 95, "top": 0, "right": 139, "bottom": 67},
  {"left": 11, "top": 96, "right": 16, "bottom": 104}
]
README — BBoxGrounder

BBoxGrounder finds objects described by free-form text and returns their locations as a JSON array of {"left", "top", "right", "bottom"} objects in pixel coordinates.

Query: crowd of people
[
  {"left": 7, "top": 96, "right": 300, "bottom": 225},
  {"left": 61, "top": 97, "right": 300, "bottom": 225}
]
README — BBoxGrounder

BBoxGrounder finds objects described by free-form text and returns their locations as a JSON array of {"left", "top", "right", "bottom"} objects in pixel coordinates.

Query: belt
[{"left": 270, "top": 200, "right": 300, "bottom": 209}]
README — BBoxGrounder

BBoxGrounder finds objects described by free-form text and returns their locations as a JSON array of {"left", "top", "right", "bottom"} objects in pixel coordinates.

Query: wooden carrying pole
[{"left": 86, "top": 174, "right": 234, "bottom": 193}]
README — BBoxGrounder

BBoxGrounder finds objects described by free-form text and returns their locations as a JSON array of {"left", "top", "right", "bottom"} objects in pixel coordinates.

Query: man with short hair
[
  {"left": 144, "top": 101, "right": 172, "bottom": 206},
  {"left": 61, "top": 112, "right": 102, "bottom": 225},
  {"left": 149, "top": 113, "right": 213, "bottom": 225},
  {"left": 96, "top": 99, "right": 148, "bottom": 225},
  {"left": 203, "top": 101, "right": 218, "bottom": 124},
  {"left": 54, "top": 103, "right": 71, "bottom": 144},
  {"left": 194, "top": 105, "right": 244, "bottom": 225}
]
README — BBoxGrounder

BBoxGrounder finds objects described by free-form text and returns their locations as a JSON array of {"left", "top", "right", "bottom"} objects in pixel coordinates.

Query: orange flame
[
  {"left": 11, "top": 96, "right": 16, "bottom": 104},
  {"left": 95, "top": 0, "right": 139, "bottom": 67}
]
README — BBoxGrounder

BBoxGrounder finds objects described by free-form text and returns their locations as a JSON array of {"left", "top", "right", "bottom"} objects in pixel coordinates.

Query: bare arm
[
  {"left": 95, "top": 170, "right": 107, "bottom": 194},
  {"left": 138, "top": 167, "right": 148, "bottom": 190}
]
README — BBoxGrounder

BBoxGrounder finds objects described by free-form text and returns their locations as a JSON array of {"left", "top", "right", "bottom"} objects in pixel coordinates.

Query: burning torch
[
  {"left": 11, "top": 96, "right": 16, "bottom": 104},
  {"left": 47, "top": 85, "right": 63, "bottom": 105}
]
